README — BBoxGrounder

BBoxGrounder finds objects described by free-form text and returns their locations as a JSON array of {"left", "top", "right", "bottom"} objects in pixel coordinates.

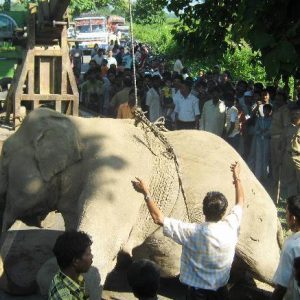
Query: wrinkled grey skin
[{"left": 0, "top": 108, "right": 282, "bottom": 298}]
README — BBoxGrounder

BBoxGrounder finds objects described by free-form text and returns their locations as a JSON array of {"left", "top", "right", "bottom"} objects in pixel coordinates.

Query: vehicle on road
[
  {"left": 115, "top": 25, "right": 129, "bottom": 39},
  {"left": 74, "top": 15, "right": 109, "bottom": 52},
  {"left": 0, "top": 12, "right": 26, "bottom": 41},
  {"left": 107, "top": 15, "right": 125, "bottom": 33}
]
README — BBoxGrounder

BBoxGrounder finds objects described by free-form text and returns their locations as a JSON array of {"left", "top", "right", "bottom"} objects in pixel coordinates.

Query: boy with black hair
[
  {"left": 127, "top": 259, "right": 160, "bottom": 300},
  {"left": 272, "top": 195, "right": 300, "bottom": 300},
  {"left": 132, "top": 162, "right": 244, "bottom": 300},
  {"left": 174, "top": 79, "right": 200, "bottom": 130},
  {"left": 49, "top": 231, "right": 93, "bottom": 300}
]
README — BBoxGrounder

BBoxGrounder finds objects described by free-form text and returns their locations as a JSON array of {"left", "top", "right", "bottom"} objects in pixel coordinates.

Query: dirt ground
[{"left": 0, "top": 273, "right": 273, "bottom": 300}]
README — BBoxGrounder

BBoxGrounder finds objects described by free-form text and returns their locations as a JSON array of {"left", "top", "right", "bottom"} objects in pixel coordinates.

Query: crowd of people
[{"left": 70, "top": 42, "right": 300, "bottom": 199}]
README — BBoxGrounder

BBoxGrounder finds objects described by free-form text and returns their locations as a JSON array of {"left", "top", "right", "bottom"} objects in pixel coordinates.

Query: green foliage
[
  {"left": 183, "top": 43, "right": 267, "bottom": 84},
  {"left": 69, "top": 0, "right": 106, "bottom": 17},
  {"left": 0, "top": 43, "right": 23, "bottom": 79},
  {"left": 222, "top": 42, "right": 267, "bottom": 83},
  {"left": 92, "top": 6, "right": 112, "bottom": 17},
  {"left": 70, "top": 0, "right": 129, "bottom": 18},
  {"left": 133, "top": 18, "right": 267, "bottom": 83},
  {"left": 133, "top": 20, "right": 178, "bottom": 55},
  {"left": 133, "top": 0, "right": 166, "bottom": 25},
  {"left": 110, "top": 0, "right": 129, "bottom": 18},
  {"left": 163, "top": 0, "right": 300, "bottom": 78}
]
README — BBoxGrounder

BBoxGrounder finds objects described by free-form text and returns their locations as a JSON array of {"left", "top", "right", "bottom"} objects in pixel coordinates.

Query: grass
[
  {"left": 0, "top": 44, "right": 23, "bottom": 79},
  {"left": 275, "top": 187, "right": 290, "bottom": 238},
  {"left": 0, "top": 59, "right": 17, "bottom": 78}
]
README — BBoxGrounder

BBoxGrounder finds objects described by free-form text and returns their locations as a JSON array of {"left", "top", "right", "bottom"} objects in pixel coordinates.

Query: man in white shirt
[
  {"left": 173, "top": 55, "right": 184, "bottom": 74},
  {"left": 236, "top": 80, "right": 249, "bottom": 115},
  {"left": 106, "top": 50, "right": 118, "bottom": 68},
  {"left": 272, "top": 195, "right": 300, "bottom": 300},
  {"left": 146, "top": 75, "right": 162, "bottom": 123},
  {"left": 132, "top": 162, "right": 244, "bottom": 300},
  {"left": 225, "top": 97, "right": 240, "bottom": 151},
  {"left": 200, "top": 85, "right": 226, "bottom": 136},
  {"left": 174, "top": 79, "right": 200, "bottom": 130}
]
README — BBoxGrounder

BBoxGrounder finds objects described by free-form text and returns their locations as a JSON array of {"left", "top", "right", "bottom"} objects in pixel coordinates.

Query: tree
[
  {"left": 70, "top": 0, "right": 109, "bottom": 17},
  {"left": 69, "top": 0, "right": 129, "bottom": 17},
  {"left": 133, "top": 0, "right": 166, "bottom": 25},
  {"left": 110, "top": 0, "right": 130, "bottom": 19},
  {"left": 164, "top": 0, "right": 300, "bottom": 78}
]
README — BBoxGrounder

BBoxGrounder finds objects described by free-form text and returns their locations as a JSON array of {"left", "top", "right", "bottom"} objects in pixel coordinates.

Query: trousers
[{"left": 186, "top": 286, "right": 229, "bottom": 300}]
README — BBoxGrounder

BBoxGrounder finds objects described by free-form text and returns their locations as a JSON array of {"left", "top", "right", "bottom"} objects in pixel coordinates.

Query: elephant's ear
[{"left": 34, "top": 119, "right": 82, "bottom": 182}]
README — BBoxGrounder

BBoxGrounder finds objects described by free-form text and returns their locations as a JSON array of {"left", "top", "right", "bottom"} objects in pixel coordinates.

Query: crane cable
[{"left": 128, "top": 0, "right": 138, "bottom": 107}]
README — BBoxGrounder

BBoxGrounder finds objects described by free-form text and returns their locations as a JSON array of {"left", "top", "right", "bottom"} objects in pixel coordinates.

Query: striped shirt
[
  {"left": 48, "top": 271, "right": 89, "bottom": 300},
  {"left": 163, "top": 205, "right": 242, "bottom": 290}
]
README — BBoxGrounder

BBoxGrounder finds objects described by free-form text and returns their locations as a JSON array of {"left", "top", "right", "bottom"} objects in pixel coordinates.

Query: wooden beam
[
  {"left": 56, "top": 100, "right": 62, "bottom": 113},
  {"left": 33, "top": 49, "right": 62, "bottom": 56},
  {"left": 21, "top": 94, "right": 76, "bottom": 101},
  {"left": 39, "top": 57, "right": 51, "bottom": 94},
  {"left": 61, "top": 26, "right": 67, "bottom": 94}
]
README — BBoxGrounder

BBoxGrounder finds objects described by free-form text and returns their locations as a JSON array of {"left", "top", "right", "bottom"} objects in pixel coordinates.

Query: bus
[{"left": 74, "top": 15, "right": 109, "bottom": 51}]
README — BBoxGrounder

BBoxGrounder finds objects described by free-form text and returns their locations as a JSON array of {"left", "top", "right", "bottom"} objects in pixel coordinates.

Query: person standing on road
[
  {"left": 146, "top": 75, "right": 162, "bottom": 123},
  {"left": 173, "top": 55, "right": 184, "bottom": 74},
  {"left": 132, "top": 162, "right": 244, "bottom": 300},
  {"left": 200, "top": 85, "right": 226, "bottom": 136},
  {"left": 70, "top": 43, "right": 83, "bottom": 79},
  {"left": 272, "top": 195, "right": 300, "bottom": 300},
  {"left": 278, "top": 108, "right": 299, "bottom": 197},
  {"left": 106, "top": 50, "right": 118, "bottom": 68},
  {"left": 48, "top": 231, "right": 93, "bottom": 300},
  {"left": 94, "top": 48, "right": 104, "bottom": 66},
  {"left": 174, "top": 79, "right": 200, "bottom": 130}
]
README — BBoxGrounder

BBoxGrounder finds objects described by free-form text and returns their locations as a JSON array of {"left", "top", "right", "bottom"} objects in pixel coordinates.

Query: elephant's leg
[
  {"left": 1, "top": 206, "right": 15, "bottom": 232},
  {"left": 131, "top": 229, "right": 181, "bottom": 278},
  {"left": 60, "top": 211, "right": 79, "bottom": 230}
]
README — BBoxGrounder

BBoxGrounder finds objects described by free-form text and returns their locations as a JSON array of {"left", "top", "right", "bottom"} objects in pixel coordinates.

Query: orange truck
[{"left": 107, "top": 15, "right": 125, "bottom": 33}]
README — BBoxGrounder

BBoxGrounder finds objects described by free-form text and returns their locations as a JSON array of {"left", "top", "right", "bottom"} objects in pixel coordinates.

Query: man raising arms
[{"left": 132, "top": 162, "right": 244, "bottom": 300}]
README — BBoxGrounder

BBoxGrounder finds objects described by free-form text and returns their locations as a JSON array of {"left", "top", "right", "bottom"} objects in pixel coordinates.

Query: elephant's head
[{"left": 0, "top": 108, "right": 82, "bottom": 231}]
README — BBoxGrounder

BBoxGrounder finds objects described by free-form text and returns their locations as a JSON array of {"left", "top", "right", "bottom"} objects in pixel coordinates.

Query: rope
[
  {"left": 128, "top": 0, "right": 138, "bottom": 107},
  {"left": 128, "top": 0, "right": 191, "bottom": 221},
  {"left": 133, "top": 108, "right": 191, "bottom": 222}
]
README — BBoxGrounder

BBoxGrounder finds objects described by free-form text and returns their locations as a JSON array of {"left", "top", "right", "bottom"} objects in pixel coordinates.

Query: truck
[
  {"left": 74, "top": 15, "right": 109, "bottom": 51},
  {"left": 0, "top": 11, "right": 27, "bottom": 41},
  {"left": 107, "top": 15, "right": 125, "bottom": 33}
]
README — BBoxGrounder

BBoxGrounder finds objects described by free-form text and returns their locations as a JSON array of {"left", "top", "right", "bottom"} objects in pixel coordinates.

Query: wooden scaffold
[{"left": 6, "top": 0, "right": 78, "bottom": 127}]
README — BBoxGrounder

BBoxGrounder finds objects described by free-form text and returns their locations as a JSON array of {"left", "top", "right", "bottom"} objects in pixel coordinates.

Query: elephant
[{"left": 0, "top": 108, "right": 282, "bottom": 298}]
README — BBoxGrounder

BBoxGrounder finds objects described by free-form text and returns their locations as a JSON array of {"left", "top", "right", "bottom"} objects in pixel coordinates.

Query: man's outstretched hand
[
  {"left": 230, "top": 161, "right": 241, "bottom": 183},
  {"left": 131, "top": 177, "right": 149, "bottom": 196}
]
